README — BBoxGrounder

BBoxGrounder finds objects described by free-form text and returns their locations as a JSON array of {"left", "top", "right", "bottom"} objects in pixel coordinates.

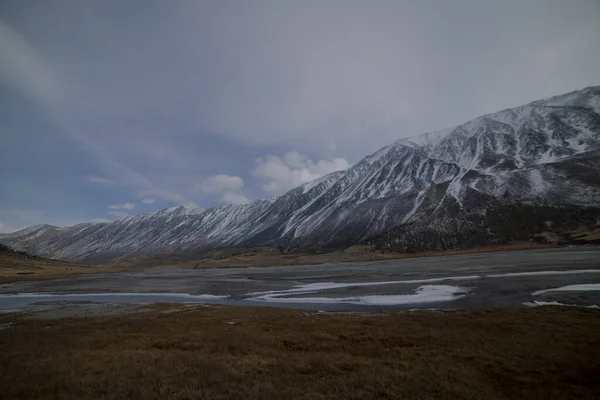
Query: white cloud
[
  {"left": 107, "top": 211, "right": 129, "bottom": 219},
  {"left": 90, "top": 218, "right": 111, "bottom": 223},
  {"left": 108, "top": 202, "right": 135, "bottom": 210},
  {"left": 199, "top": 174, "right": 251, "bottom": 205},
  {"left": 200, "top": 174, "right": 244, "bottom": 194},
  {"left": 86, "top": 175, "right": 112, "bottom": 184},
  {"left": 137, "top": 190, "right": 183, "bottom": 204},
  {"left": 0, "top": 221, "right": 20, "bottom": 234},
  {"left": 252, "top": 151, "right": 350, "bottom": 194},
  {"left": 220, "top": 192, "right": 251, "bottom": 205},
  {"left": 141, "top": 198, "right": 156, "bottom": 204}
]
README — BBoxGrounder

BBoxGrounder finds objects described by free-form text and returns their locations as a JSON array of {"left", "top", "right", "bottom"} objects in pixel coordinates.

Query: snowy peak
[
  {"left": 413, "top": 93, "right": 600, "bottom": 171},
  {"left": 6, "top": 224, "right": 65, "bottom": 240},
  {"left": 2, "top": 224, "right": 65, "bottom": 254},
  {"left": 156, "top": 205, "right": 205, "bottom": 216},
  {"left": 397, "top": 127, "right": 455, "bottom": 149},
  {"left": 301, "top": 170, "right": 345, "bottom": 194},
  {"left": 530, "top": 85, "right": 600, "bottom": 111},
  {"left": 395, "top": 86, "right": 600, "bottom": 172}
]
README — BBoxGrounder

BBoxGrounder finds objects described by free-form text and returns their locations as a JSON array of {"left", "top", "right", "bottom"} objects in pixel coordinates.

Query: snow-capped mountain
[{"left": 3, "top": 86, "right": 600, "bottom": 261}]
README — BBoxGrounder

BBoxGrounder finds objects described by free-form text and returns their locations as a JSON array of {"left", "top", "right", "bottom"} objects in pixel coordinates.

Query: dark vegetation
[
  {"left": 371, "top": 202, "right": 600, "bottom": 253},
  {"left": 1, "top": 305, "right": 599, "bottom": 400},
  {"left": 0, "top": 242, "right": 26, "bottom": 255}
]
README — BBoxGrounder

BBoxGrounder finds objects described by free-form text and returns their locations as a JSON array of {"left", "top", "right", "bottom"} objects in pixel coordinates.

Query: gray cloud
[
  {"left": 4, "top": 0, "right": 596, "bottom": 156},
  {"left": 86, "top": 175, "right": 113, "bottom": 184},
  {"left": 107, "top": 211, "right": 129, "bottom": 219},
  {"left": 200, "top": 175, "right": 245, "bottom": 195}
]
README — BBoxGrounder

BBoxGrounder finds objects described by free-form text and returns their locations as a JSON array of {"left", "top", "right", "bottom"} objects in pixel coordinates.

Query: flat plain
[{"left": 1, "top": 305, "right": 599, "bottom": 400}]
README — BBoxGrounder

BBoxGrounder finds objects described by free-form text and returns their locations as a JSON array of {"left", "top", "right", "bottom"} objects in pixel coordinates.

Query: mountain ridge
[{"left": 3, "top": 86, "right": 600, "bottom": 261}]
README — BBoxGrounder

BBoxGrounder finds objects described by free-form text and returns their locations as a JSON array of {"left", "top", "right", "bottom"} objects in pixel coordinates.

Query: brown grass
[
  {"left": 569, "top": 228, "right": 600, "bottom": 241},
  {"left": 1, "top": 243, "right": 562, "bottom": 283},
  {"left": 1, "top": 306, "right": 599, "bottom": 399},
  {"left": 0, "top": 252, "right": 122, "bottom": 284}
]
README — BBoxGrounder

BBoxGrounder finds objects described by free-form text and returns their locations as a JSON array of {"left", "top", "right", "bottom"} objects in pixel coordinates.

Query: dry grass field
[
  {"left": 569, "top": 227, "right": 600, "bottom": 242},
  {"left": 0, "top": 252, "right": 123, "bottom": 284},
  {"left": 115, "top": 242, "right": 561, "bottom": 271},
  {"left": 1, "top": 305, "right": 599, "bottom": 399}
]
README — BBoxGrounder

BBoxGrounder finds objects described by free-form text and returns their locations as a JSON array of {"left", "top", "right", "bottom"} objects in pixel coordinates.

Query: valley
[{"left": 3, "top": 5, "right": 599, "bottom": 398}]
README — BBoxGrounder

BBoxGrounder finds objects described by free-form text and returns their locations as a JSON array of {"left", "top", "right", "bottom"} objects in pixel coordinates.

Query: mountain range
[{"left": 3, "top": 86, "right": 600, "bottom": 262}]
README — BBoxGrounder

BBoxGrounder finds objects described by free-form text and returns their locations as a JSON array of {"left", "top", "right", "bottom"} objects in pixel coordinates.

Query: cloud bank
[
  {"left": 200, "top": 174, "right": 250, "bottom": 205},
  {"left": 252, "top": 152, "right": 351, "bottom": 194}
]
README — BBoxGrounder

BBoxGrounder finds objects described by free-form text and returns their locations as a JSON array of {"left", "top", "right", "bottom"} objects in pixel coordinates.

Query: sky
[{"left": 1, "top": 0, "right": 599, "bottom": 233}]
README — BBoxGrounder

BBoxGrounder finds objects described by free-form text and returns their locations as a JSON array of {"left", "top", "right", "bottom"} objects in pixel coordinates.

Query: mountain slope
[{"left": 3, "top": 86, "right": 600, "bottom": 261}]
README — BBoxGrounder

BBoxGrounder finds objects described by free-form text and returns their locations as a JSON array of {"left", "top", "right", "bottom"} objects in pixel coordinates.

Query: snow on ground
[
  {"left": 523, "top": 300, "right": 599, "bottom": 309},
  {"left": 528, "top": 169, "right": 547, "bottom": 195},
  {"left": 487, "top": 270, "right": 600, "bottom": 278},
  {"left": 246, "top": 276, "right": 481, "bottom": 298},
  {"left": 244, "top": 270, "right": 600, "bottom": 306},
  {"left": 532, "top": 283, "right": 600, "bottom": 296},
  {"left": 2, "top": 270, "right": 600, "bottom": 310},
  {"left": 0, "top": 293, "right": 232, "bottom": 312},
  {"left": 0, "top": 292, "right": 228, "bottom": 301},
  {"left": 0, "top": 292, "right": 227, "bottom": 299},
  {"left": 247, "top": 285, "right": 468, "bottom": 305},
  {"left": 248, "top": 270, "right": 600, "bottom": 298}
]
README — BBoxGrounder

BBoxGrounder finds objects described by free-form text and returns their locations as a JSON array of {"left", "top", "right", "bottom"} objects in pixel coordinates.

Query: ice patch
[
  {"left": 532, "top": 283, "right": 600, "bottom": 296},
  {"left": 488, "top": 270, "right": 600, "bottom": 278},
  {"left": 248, "top": 270, "right": 600, "bottom": 299},
  {"left": 524, "top": 300, "right": 599, "bottom": 309},
  {"left": 0, "top": 292, "right": 228, "bottom": 300},
  {"left": 247, "top": 275, "right": 481, "bottom": 297},
  {"left": 0, "top": 292, "right": 228, "bottom": 310},
  {"left": 248, "top": 285, "right": 468, "bottom": 305}
]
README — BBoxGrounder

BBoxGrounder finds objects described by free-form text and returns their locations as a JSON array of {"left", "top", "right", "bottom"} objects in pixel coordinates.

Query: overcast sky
[{"left": 1, "top": 0, "right": 599, "bottom": 232}]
